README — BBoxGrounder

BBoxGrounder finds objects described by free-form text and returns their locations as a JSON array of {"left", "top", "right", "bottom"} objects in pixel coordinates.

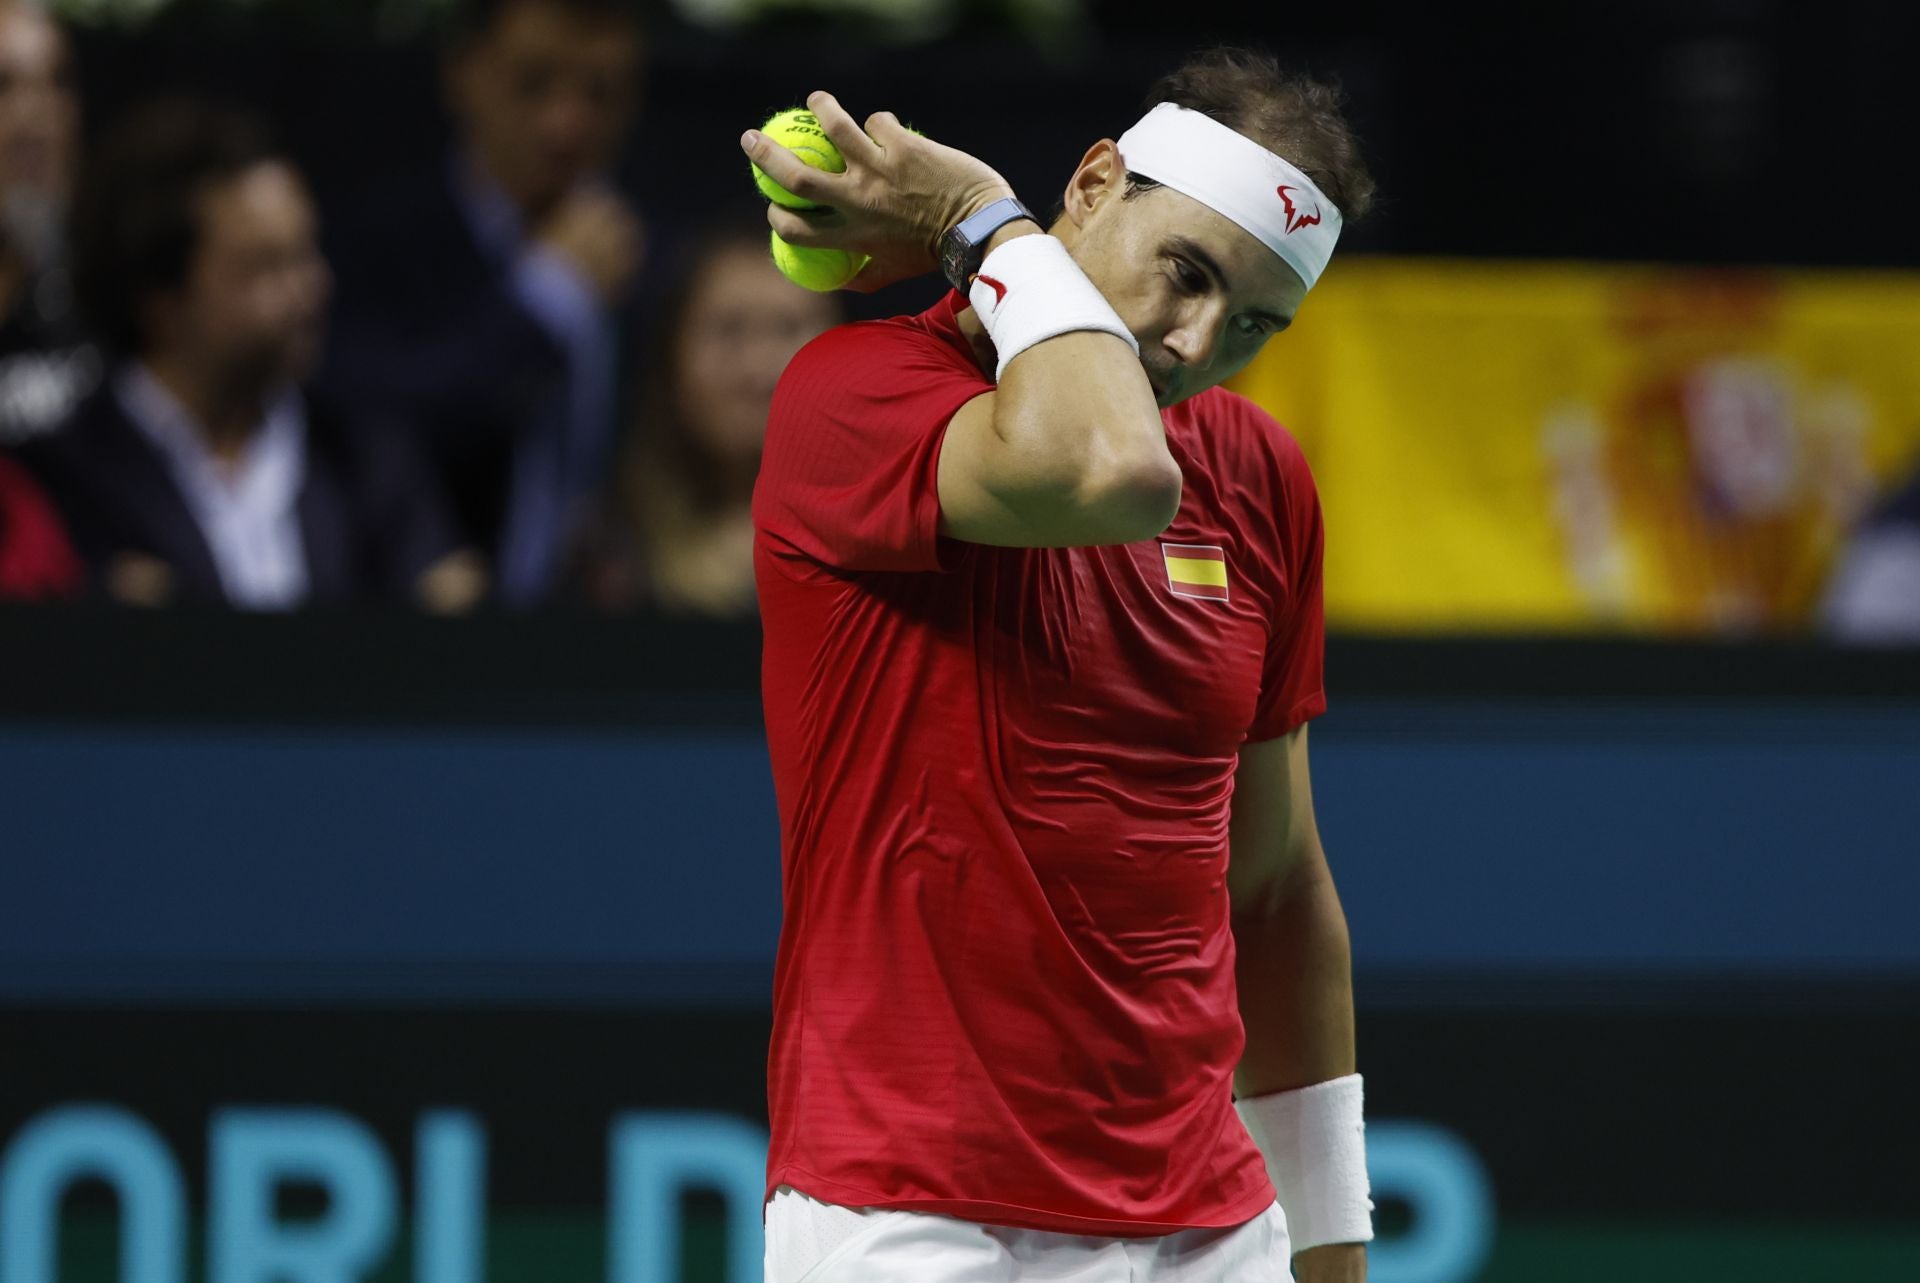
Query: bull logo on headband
[{"left": 1275, "top": 185, "right": 1323, "bottom": 236}]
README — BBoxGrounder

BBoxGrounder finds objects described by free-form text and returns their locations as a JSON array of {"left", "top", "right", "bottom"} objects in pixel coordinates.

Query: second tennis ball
[
  {"left": 751, "top": 107, "right": 868, "bottom": 291},
  {"left": 770, "top": 230, "right": 866, "bottom": 293}
]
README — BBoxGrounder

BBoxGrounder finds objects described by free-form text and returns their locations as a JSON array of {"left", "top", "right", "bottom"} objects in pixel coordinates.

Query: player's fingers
[
  {"left": 806, "top": 90, "right": 885, "bottom": 168},
  {"left": 864, "top": 110, "right": 908, "bottom": 145},
  {"left": 741, "top": 129, "right": 836, "bottom": 205},
  {"left": 766, "top": 202, "right": 845, "bottom": 249}
]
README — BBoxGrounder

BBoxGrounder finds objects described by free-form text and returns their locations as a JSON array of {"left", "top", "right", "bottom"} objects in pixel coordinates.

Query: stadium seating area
[{"left": 3, "top": 0, "right": 1916, "bottom": 636}]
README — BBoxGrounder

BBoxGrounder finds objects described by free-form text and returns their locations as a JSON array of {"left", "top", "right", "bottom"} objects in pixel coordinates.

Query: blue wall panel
[{"left": 3, "top": 703, "right": 1915, "bottom": 1002}]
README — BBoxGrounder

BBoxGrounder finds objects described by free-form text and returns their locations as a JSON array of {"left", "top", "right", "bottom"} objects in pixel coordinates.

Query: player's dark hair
[
  {"left": 70, "top": 98, "right": 286, "bottom": 357},
  {"left": 1132, "top": 46, "right": 1376, "bottom": 223}
]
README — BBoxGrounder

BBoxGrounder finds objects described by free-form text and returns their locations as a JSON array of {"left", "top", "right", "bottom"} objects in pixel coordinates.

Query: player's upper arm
[
  {"left": 933, "top": 336, "right": 1183, "bottom": 549},
  {"left": 1227, "top": 726, "right": 1326, "bottom": 915}
]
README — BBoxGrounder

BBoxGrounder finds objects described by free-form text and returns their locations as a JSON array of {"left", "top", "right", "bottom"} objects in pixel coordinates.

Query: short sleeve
[
  {"left": 753, "top": 318, "right": 989, "bottom": 574},
  {"left": 1247, "top": 433, "right": 1328, "bottom": 742}
]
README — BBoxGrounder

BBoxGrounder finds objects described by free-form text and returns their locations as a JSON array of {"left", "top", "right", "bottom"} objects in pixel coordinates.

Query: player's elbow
[
  {"left": 1230, "top": 839, "right": 1337, "bottom": 927},
  {"left": 956, "top": 400, "right": 1184, "bottom": 546},
  {"left": 1070, "top": 447, "right": 1183, "bottom": 544},
  {"left": 1113, "top": 452, "right": 1186, "bottom": 538}
]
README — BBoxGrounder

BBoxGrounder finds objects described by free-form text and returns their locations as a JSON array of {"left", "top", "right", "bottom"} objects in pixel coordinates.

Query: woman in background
[{"left": 577, "top": 227, "right": 841, "bottom": 616}]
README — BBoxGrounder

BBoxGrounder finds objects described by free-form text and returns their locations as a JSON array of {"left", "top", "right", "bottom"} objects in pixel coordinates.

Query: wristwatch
[{"left": 939, "top": 196, "right": 1038, "bottom": 293}]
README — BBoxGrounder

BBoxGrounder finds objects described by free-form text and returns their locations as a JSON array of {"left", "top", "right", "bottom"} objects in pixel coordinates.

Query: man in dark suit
[
  {"left": 18, "top": 100, "right": 483, "bottom": 611},
  {"left": 322, "top": 0, "right": 645, "bottom": 604}
]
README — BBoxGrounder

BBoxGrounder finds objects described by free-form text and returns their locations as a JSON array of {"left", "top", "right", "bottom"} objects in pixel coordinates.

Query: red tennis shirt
[{"left": 753, "top": 290, "right": 1328, "bottom": 1236}]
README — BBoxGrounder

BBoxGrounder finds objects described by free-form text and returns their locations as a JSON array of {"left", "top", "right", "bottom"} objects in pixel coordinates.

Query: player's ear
[{"left": 1060, "top": 140, "right": 1123, "bottom": 229}]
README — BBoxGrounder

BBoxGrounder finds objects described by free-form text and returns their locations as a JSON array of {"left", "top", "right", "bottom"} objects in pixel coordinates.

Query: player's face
[
  {"left": 163, "top": 162, "right": 332, "bottom": 391},
  {"left": 448, "top": 0, "right": 640, "bottom": 218},
  {"left": 1062, "top": 151, "right": 1307, "bottom": 409}
]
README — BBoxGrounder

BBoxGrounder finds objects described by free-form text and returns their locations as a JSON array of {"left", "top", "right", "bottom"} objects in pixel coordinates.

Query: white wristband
[
  {"left": 1236, "top": 1073, "right": 1374, "bottom": 1251},
  {"left": 965, "top": 233, "right": 1139, "bottom": 381}
]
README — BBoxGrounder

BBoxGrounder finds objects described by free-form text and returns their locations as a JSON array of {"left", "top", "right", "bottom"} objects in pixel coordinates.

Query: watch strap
[{"left": 940, "top": 196, "right": 1037, "bottom": 293}]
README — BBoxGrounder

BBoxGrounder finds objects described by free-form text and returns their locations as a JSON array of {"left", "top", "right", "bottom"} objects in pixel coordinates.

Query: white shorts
[{"left": 764, "top": 1186, "right": 1294, "bottom": 1282}]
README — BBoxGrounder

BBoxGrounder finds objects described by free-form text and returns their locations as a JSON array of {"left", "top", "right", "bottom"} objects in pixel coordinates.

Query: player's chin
[{"left": 1141, "top": 363, "right": 1187, "bottom": 408}]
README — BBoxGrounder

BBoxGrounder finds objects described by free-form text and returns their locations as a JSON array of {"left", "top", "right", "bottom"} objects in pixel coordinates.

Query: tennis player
[{"left": 744, "top": 47, "right": 1376, "bottom": 1282}]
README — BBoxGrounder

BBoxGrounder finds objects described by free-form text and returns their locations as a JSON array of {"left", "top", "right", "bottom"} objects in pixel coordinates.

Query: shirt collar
[{"left": 116, "top": 363, "right": 306, "bottom": 505}]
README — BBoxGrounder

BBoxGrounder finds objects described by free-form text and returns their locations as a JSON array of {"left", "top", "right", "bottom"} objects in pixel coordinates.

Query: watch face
[
  {"left": 943, "top": 198, "right": 1030, "bottom": 292},
  {"left": 940, "top": 228, "right": 974, "bottom": 292}
]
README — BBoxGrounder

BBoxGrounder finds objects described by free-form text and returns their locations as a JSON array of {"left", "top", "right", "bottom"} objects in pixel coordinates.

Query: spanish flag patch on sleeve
[{"left": 1161, "top": 543, "right": 1229, "bottom": 601}]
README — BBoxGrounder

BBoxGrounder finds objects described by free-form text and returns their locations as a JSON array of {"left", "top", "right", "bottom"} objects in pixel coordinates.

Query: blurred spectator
[
  {"left": 0, "top": 453, "right": 78, "bottom": 598},
  {"left": 1822, "top": 460, "right": 1920, "bottom": 643},
  {"left": 19, "top": 100, "right": 483, "bottom": 611},
  {"left": 572, "top": 228, "right": 839, "bottom": 616},
  {"left": 0, "top": 0, "right": 97, "bottom": 450},
  {"left": 323, "top": 0, "right": 645, "bottom": 606}
]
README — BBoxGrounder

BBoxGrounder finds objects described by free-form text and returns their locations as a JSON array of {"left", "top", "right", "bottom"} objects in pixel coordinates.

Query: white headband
[{"left": 1115, "top": 102, "right": 1343, "bottom": 290}]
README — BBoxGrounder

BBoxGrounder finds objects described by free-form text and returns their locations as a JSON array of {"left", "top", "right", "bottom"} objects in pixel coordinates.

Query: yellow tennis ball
[
  {"left": 770, "top": 230, "right": 867, "bottom": 293},
  {"left": 751, "top": 108, "right": 844, "bottom": 209}
]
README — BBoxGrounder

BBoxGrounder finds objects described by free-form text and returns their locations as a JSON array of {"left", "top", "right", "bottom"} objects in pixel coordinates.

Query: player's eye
[
  {"left": 1170, "top": 259, "right": 1207, "bottom": 294},
  {"left": 1235, "top": 315, "right": 1271, "bottom": 339}
]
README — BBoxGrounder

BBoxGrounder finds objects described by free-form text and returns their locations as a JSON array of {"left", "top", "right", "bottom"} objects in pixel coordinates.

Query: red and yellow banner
[{"left": 1230, "top": 258, "right": 1920, "bottom": 633}]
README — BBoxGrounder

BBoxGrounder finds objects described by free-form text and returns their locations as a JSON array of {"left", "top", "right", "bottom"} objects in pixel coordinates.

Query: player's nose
[
  {"left": 1163, "top": 317, "right": 1222, "bottom": 372},
  {"left": 1174, "top": 293, "right": 1236, "bottom": 368}
]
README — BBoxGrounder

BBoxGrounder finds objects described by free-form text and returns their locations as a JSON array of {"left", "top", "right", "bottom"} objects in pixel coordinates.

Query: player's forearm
[
  {"left": 1231, "top": 849, "right": 1357, "bottom": 1097},
  {"left": 990, "top": 332, "right": 1179, "bottom": 532},
  {"left": 973, "top": 224, "right": 1180, "bottom": 540}
]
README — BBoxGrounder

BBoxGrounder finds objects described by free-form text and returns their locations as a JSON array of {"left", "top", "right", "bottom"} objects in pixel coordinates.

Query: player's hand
[
  {"left": 535, "top": 186, "right": 644, "bottom": 304},
  {"left": 1292, "top": 1243, "right": 1366, "bottom": 1283},
  {"left": 739, "top": 89, "right": 1017, "bottom": 293}
]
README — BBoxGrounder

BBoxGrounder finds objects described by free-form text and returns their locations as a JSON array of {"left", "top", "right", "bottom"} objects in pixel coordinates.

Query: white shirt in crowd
[{"left": 116, "top": 364, "right": 309, "bottom": 610}]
